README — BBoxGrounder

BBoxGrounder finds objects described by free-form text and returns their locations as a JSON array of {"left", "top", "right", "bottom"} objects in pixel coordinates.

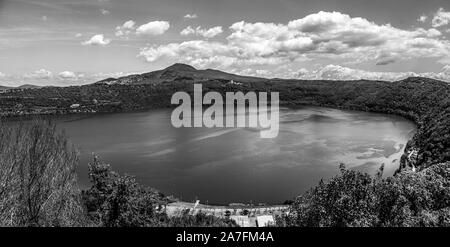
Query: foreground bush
[
  {"left": 82, "top": 157, "right": 168, "bottom": 226},
  {"left": 162, "top": 210, "right": 238, "bottom": 227},
  {"left": 83, "top": 157, "right": 237, "bottom": 227},
  {"left": 0, "top": 120, "right": 86, "bottom": 226},
  {"left": 277, "top": 163, "right": 450, "bottom": 227}
]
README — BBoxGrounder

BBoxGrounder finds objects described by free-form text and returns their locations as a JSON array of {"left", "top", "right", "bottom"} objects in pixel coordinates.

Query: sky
[{"left": 1, "top": 0, "right": 450, "bottom": 86}]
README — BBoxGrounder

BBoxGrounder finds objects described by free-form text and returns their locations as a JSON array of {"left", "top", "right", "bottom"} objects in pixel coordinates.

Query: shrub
[
  {"left": 82, "top": 156, "right": 238, "bottom": 227},
  {"left": 165, "top": 211, "right": 238, "bottom": 227},
  {"left": 82, "top": 157, "right": 167, "bottom": 227},
  {"left": 278, "top": 163, "right": 450, "bottom": 227}
]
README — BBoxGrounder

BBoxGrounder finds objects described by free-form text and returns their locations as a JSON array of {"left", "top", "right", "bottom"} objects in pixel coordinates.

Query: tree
[
  {"left": 277, "top": 162, "right": 450, "bottom": 227},
  {"left": 83, "top": 157, "right": 167, "bottom": 227},
  {"left": 0, "top": 120, "right": 86, "bottom": 226}
]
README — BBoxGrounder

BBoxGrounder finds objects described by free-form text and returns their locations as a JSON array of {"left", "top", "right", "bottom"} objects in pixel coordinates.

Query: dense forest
[{"left": 0, "top": 76, "right": 449, "bottom": 226}]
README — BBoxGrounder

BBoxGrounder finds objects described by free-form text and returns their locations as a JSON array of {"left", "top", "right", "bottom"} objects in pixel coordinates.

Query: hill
[
  {"left": 95, "top": 63, "right": 268, "bottom": 85},
  {"left": 17, "top": 84, "right": 41, "bottom": 89},
  {"left": 0, "top": 84, "right": 41, "bottom": 90}
]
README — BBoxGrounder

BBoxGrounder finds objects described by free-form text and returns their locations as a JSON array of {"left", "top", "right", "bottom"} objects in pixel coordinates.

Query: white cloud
[
  {"left": 75, "top": 33, "right": 82, "bottom": 38},
  {"left": 0, "top": 72, "right": 6, "bottom": 77},
  {"left": 139, "top": 11, "right": 450, "bottom": 71},
  {"left": 200, "top": 63, "right": 450, "bottom": 82},
  {"left": 432, "top": 8, "right": 450, "bottom": 27},
  {"left": 184, "top": 14, "right": 198, "bottom": 19},
  {"left": 42, "top": 16, "right": 48, "bottom": 21},
  {"left": 115, "top": 20, "right": 136, "bottom": 37},
  {"left": 180, "top": 26, "right": 195, "bottom": 36},
  {"left": 81, "top": 34, "right": 111, "bottom": 46},
  {"left": 314, "top": 65, "right": 402, "bottom": 80},
  {"left": 418, "top": 15, "right": 428, "bottom": 23},
  {"left": 283, "top": 64, "right": 450, "bottom": 82},
  {"left": 230, "top": 68, "right": 274, "bottom": 78},
  {"left": 443, "top": 64, "right": 450, "bottom": 72},
  {"left": 180, "top": 26, "right": 223, "bottom": 38},
  {"left": 24, "top": 69, "right": 53, "bottom": 79},
  {"left": 100, "top": 9, "right": 110, "bottom": 15},
  {"left": 423, "top": 28, "right": 442, "bottom": 37},
  {"left": 58, "top": 71, "right": 77, "bottom": 79},
  {"left": 91, "top": 71, "right": 142, "bottom": 81},
  {"left": 136, "top": 21, "right": 170, "bottom": 35},
  {"left": 2, "top": 70, "right": 144, "bottom": 87},
  {"left": 296, "top": 68, "right": 310, "bottom": 78},
  {"left": 180, "top": 26, "right": 194, "bottom": 36},
  {"left": 139, "top": 40, "right": 234, "bottom": 63}
]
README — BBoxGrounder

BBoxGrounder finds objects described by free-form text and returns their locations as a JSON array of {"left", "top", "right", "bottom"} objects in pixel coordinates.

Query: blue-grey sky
[{"left": 1, "top": 0, "right": 450, "bottom": 86}]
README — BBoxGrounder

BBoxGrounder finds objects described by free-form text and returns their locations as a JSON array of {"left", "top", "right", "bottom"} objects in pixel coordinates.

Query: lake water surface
[{"left": 55, "top": 106, "right": 416, "bottom": 204}]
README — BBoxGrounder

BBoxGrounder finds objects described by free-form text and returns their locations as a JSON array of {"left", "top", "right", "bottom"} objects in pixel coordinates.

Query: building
[{"left": 256, "top": 215, "right": 275, "bottom": 227}]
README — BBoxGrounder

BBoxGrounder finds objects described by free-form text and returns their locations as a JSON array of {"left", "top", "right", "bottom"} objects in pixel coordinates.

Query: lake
[{"left": 55, "top": 106, "right": 416, "bottom": 205}]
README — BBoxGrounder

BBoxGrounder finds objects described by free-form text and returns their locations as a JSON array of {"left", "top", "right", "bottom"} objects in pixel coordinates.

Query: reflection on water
[{"left": 55, "top": 106, "right": 416, "bottom": 204}]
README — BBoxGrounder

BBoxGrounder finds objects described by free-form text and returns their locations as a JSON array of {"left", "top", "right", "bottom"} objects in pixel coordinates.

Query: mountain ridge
[
  {"left": 2, "top": 64, "right": 449, "bottom": 89},
  {"left": 95, "top": 63, "right": 268, "bottom": 85},
  {"left": 0, "top": 84, "right": 42, "bottom": 90},
  {"left": 94, "top": 63, "right": 450, "bottom": 86}
]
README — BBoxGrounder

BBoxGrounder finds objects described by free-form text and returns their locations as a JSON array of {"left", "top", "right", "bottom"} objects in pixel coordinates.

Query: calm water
[{"left": 55, "top": 106, "right": 416, "bottom": 204}]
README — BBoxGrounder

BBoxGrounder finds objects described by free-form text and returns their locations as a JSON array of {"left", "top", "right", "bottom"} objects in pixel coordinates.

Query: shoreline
[{"left": 1, "top": 102, "right": 420, "bottom": 205}]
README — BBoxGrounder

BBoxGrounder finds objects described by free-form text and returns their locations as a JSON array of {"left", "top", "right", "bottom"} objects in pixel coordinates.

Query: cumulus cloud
[
  {"left": 180, "top": 26, "right": 223, "bottom": 38},
  {"left": 138, "top": 40, "right": 235, "bottom": 64},
  {"left": 180, "top": 26, "right": 195, "bottom": 36},
  {"left": 295, "top": 68, "right": 310, "bottom": 78},
  {"left": 58, "top": 71, "right": 77, "bottom": 79},
  {"left": 81, "top": 34, "right": 111, "bottom": 46},
  {"left": 232, "top": 68, "right": 274, "bottom": 78},
  {"left": 418, "top": 15, "right": 428, "bottom": 23},
  {"left": 75, "top": 33, "right": 82, "bottom": 38},
  {"left": 309, "top": 64, "right": 450, "bottom": 82},
  {"left": 184, "top": 14, "right": 198, "bottom": 19},
  {"left": 225, "top": 64, "right": 450, "bottom": 82},
  {"left": 100, "top": 9, "right": 110, "bottom": 15},
  {"left": 2, "top": 69, "right": 141, "bottom": 87},
  {"left": 312, "top": 65, "right": 400, "bottom": 80},
  {"left": 432, "top": 8, "right": 450, "bottom": 27},
  {"left": 443, "top": 64, "right": 450, "bottom": 72},
  {"left": 138, "top": 11, "right": 450, "bottom": 71},
  {"left": 136, "top": 21, "right": 170, "bottom": 35},
  {"left": 24, "top": 69, "right": 53, "bottom": 79},
  {"left": 115, "top": 20, "right": 136, "bottom": 37},
  {"left": 375, "top": 52, "right": 399, "bottom": 66}
]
